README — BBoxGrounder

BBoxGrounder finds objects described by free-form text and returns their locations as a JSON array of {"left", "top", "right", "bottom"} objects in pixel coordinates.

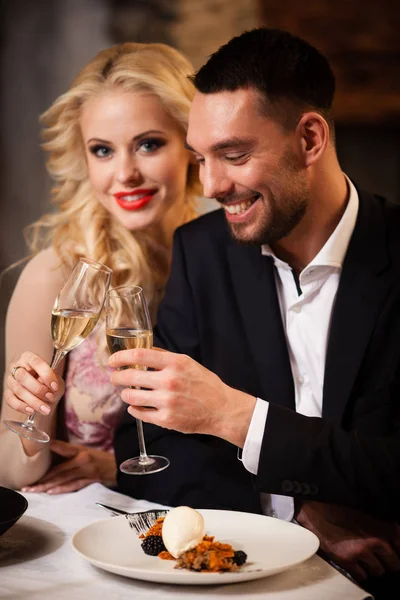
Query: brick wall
[{"left": 172, "top": 0, "right": 258, "bottom": 69}]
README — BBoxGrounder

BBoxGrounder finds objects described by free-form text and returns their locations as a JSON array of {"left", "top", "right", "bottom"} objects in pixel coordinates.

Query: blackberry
[
  {"left": 232, "top": 550, "right": 247, "bottom": 566},
  {"left": 141, "top": 535, "right": 166, "bottom": 556}
]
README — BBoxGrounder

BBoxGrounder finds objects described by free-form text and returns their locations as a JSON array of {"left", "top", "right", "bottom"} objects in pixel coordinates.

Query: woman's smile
[{"left": 114, "top": 189, "right": 158, "bottom": 211}]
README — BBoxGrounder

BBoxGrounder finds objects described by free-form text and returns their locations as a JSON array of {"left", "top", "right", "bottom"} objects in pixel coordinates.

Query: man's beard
[
  {"left": 228, "top": 193, "right": 307, "bottom": 246},
  {"left": 225, "top": 151, "right": 308, "bottom": 246}
]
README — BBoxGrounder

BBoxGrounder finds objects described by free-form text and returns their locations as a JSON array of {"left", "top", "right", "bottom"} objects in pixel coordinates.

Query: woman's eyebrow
[{"left": 87, "top": 130, "right": 165, "bottom": 144}]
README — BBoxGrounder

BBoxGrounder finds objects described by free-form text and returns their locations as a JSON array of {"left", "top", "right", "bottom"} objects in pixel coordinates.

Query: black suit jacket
[{"left": 114, "top": 188, "right": 400, "bottom": 519}]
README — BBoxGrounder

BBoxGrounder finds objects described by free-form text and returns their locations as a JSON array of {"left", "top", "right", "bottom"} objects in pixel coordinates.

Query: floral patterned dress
[{"left": 63, "top": 331, "right": 125, "bottom": 451}]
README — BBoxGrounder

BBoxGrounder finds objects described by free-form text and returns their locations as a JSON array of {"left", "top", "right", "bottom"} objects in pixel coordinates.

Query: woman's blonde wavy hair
[{"left": 27, "top": 43, "right": 200, "bottom": 334}]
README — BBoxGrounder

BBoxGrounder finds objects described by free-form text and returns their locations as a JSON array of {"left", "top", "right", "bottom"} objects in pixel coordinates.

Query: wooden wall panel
[{"left": 259, "top": 0, "right": 400, "bottom": 123}]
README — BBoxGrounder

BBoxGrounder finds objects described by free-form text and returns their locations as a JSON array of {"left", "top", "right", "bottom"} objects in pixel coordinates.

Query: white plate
[{"left": 72, "top": 509, "right": 319, "bottom": 585}]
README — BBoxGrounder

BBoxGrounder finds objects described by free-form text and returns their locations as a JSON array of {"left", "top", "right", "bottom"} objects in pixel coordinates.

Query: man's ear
[{"left": 296, "top": 112, "right": 330, "bottom": 167}]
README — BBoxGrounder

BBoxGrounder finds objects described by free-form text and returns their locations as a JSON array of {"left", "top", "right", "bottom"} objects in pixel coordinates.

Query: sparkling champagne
[
  {"left": 105, "top": 285, "right": 169, "bottom": 474},
  {"left": 106, "top": 328, "right": 153, "bottom": 355},
  {"left": 51, "top": 309, "right": 99, "bottom": 352}
]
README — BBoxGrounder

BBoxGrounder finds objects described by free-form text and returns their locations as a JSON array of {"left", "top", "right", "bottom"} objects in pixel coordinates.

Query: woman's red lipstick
[{"left": 114, "top": 189, "right": 157, "bottom": 211}]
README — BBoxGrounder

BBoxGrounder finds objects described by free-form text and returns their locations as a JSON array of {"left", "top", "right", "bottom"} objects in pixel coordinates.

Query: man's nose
[
  {"left": 201, "top": 162, "right": 232, "bottom": 200},
  {"left": 116, "top": 153, "right": 141, "bottom": 185}
]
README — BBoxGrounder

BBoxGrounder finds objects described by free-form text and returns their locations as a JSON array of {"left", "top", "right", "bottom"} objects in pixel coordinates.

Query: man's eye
[
  {"left": 225, "top": 153, "right": 247, "bottom": 163},
  {"left": 138, "top": 138, "right": 165, "bottom": 153},
  {"left": 194, "top": 155, "right": 205, "bottom": 165},
  {"left": 89, "top": 145, "right": 112, "bottom": 158}
]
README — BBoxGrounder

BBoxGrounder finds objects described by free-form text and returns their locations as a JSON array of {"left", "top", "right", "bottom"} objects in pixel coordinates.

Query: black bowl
[{"left": 0, "top": 486, "right": 28, "bottom": 536}]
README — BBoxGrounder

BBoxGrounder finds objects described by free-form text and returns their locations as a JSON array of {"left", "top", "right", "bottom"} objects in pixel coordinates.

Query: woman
[{"left": 0, "top": 42, "right": 200, "bottom": 493}]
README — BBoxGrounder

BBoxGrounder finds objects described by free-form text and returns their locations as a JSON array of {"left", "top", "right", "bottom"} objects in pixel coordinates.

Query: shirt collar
[{"left": 262, "top": 174, "right": 359, "bottom": 270}]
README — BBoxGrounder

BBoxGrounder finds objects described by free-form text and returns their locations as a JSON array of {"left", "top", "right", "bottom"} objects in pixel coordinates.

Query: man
[{"left": 111, "top": 28, "right": 400, "bottom": 594}]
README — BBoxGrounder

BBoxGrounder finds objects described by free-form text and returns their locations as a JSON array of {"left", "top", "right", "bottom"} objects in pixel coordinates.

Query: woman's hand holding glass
[
  {"left": 3, "top": 257, "right": 112, "bottom": 443},
  {"left": 4, "top": 351, "right": 64, "bottom": 418}
]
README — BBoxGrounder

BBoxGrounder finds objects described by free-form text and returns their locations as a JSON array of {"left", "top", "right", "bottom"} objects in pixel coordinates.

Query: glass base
[
  {"left": 120, "top": 455, "right": 170, "bottom": 475},
  {"left": 3, "top": 419, "right": 50, "bottom": 444}
]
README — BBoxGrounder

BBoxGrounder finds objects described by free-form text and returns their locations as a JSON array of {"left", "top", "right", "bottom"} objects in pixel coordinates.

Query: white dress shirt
[{"left": 242, "top": 176, "right": 359, "bottom": 520}]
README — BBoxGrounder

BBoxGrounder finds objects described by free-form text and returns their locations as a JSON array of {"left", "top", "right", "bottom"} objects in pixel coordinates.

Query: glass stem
[
  {"left": 136, "top": 418, "right": 150, "bottom": 464},
  {"left": 50, "top": 349, "right": 67, "bottom": 370},
  {"left": 23, "top": 348, "right": 67, "bottom": 429},
  {"left": 24, "top": 412, "right": 37, "bottom": 427}
]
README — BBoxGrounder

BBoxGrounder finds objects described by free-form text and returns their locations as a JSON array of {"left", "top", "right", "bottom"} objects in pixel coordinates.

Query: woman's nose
[{"left": 116, "top": 154, "right": 142, "bottom": 185}]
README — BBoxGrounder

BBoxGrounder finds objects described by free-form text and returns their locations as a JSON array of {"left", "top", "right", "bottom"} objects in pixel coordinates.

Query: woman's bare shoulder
[
  {"left": 23, "top": 247, "right": 63, "bottom": 272},
  {"left": 17, "top": 247, "right": 67, "bottom": 288},
  {"left": 9, "top": 248, "right": 68, "bottom": 309}
]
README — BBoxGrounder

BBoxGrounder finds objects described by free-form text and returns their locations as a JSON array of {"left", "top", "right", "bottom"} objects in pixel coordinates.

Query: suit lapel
[
  {"left": 227, "top": 242, "right": 295, "bottom": 410},
  {"left": 323, "top": 190, "right": 392, "bottom": 423}
]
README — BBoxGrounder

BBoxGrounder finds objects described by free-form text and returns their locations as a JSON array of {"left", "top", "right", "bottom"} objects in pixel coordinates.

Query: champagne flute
[
  {"left": 106, "top": 285, "right": 170, "bottom": 475},
  {"left": 4, "top": 257, "right": 112, "bottom": 443}
]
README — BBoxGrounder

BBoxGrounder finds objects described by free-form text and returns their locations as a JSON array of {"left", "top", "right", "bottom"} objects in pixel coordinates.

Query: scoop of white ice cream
[{"left": 162, "top": 506, "right": 205, "bottom": 558}]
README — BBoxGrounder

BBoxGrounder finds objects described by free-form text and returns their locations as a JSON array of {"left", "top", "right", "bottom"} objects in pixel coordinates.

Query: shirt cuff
[{"left": 242, "top": 397, "right": 269, "bottom": 475}]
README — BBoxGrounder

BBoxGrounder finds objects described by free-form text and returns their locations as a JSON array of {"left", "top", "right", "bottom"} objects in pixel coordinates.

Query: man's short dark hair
[{"left": 192, "top": 28, "right": 336, "bottom": 133}]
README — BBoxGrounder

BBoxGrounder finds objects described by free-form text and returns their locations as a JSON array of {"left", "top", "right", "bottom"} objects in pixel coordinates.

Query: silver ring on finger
[{"left": 11, "top": 365, "right": 24, "bottom": 381}]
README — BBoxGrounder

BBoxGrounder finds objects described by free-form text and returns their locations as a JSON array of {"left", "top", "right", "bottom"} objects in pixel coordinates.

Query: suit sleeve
[{"left": 257, "top": 384, "right": 400, "bottom": 519}]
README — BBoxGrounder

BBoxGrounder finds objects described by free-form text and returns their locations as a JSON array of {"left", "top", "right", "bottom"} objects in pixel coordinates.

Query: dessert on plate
[{"left": 139, "top": 505, "right": 247, "bottom": 573}]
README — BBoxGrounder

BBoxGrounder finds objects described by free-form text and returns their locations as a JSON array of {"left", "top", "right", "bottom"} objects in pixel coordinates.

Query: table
[{"left": 0, "top": 483, "right": 372, "bottom": 599}]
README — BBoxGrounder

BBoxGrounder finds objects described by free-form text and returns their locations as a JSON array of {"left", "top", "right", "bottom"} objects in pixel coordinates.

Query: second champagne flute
[{"left": 106, "top": 285, "right": 170, "bottom": 475}]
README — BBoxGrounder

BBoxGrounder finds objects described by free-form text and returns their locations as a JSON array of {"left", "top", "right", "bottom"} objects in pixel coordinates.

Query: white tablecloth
[{"left": 0, "top": 483, "right": 372, "bottom": 599}]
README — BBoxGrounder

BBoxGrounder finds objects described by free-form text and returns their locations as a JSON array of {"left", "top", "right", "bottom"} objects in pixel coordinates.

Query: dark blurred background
[{"left": 1, "top": 0, "right": 399, "bottom": 387}]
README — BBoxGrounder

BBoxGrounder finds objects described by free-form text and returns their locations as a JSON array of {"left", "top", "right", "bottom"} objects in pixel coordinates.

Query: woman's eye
[
  {"left": 138, "top": 138, "right": 165, "bottom": 153},
  {"left": 89, "top": 145, "right": 112, "bottom": 158}
]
